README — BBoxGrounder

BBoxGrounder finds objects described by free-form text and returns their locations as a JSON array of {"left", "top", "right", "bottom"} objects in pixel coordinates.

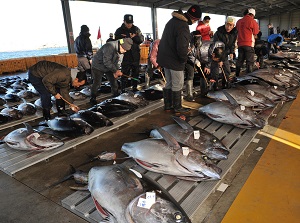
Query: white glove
[{"left": 196, "top": 61, "right": 201, "bottom": 68}]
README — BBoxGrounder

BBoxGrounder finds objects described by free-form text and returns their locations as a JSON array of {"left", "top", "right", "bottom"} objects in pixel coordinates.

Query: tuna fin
[
  {"left": 223, "top": 90, "right": 239, "bottom": 106},
  {"left": 24, "top": 122, "right": 34, "bottom": 134},
  {"left": 172, "top": 116, "right": 193, "bottom": 131},
  {"left": 153, "top": 125, "right": 181, "bottom": 150},
  {"left": 256, "top": 79, "right": 270, "bottom": 87}
]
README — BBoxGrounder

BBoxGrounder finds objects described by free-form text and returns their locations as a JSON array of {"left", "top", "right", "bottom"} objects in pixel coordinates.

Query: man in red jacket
[
  {"left": 235, "top": 8, "right": 259, "bottom": 77},
  {"left": 196, "top": 16, "right": 213, "bottom": 41}
]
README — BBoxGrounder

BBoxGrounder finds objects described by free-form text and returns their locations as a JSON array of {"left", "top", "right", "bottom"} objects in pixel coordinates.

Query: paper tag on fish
[
  {"left": 182, "top": 147, "right": 190, "bottom": 156},
  {"left": 279, "top": 73, "right": 282, "bottom": 76},
  {"left": 134, "top": 94, "right": 138, "bottom": 98},
  {"left": 137, "top": 198, "right": 148, "bottom": 209},
  {"left": 145, "top": 192, "right": 156, "bottom": 207},
  {"left": 247, "top": 90, "right": 255, "bottom": 96},
  {"left": 274, "top": 86, "right": 278, "bottom": 89},
  {"left": 240, "top": 105, "right": 245, "bottom": 111},
  {"left": 31, "top": 133, "right": 40, "bottom": 139},
  {"left": 193, "top": 130, "right": 200, "bottom": 139}
]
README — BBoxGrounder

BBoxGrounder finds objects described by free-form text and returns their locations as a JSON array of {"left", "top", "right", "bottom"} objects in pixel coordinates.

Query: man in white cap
[
  {"left": 212, "top": 16, "right": 238, "bottom": 88},
  {"left": 235, "top": 8, "right": 260, "bottom": 77}
]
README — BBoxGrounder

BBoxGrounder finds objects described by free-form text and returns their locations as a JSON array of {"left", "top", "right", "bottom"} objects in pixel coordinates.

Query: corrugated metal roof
[{"left": 70, "top": 0, "right": 300, "bottom": 19}]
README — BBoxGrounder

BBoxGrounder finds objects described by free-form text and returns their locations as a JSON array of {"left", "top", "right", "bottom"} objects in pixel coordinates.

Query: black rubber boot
[
  {"left": 172, "top": 90, "right": 190, "bottom": 114},
  {"left": 56, "top": 99, "right": 67, "bottom": 117},
  {"left": 235, "top": 67, "right": 241, "bottom": 77},
  {"left": 90, "top": 94, "right": 97, "bottom": 105},
  {"left": 184, "top": 80, "right": 195, "bottom": 102},
  {"left": 163, "top": 88, "right": 172, "bottom": 111},
  {"left": 246, "top": 65, "right": 253, "bottom": 73},
  {"left": 121, "top": 77, "right": 127, "bottom": 93},
  {"left": 42, "top": 109, "right": 51, "bottom": 121}
]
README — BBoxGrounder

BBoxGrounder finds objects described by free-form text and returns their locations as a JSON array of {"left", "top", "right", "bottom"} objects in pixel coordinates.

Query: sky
[{"left": 0, "top": 0, "right": 235, "bottom": 52}]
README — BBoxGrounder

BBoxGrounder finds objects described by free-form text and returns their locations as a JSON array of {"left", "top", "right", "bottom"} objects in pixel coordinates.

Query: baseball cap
[
  {"left": 124, "top": 14, "right": 134, "bottom": 23},
  {"left": 119, "top": 38, "right": 133, "bottom": 51},
  {"left": 248, "top": 8, "right": 256, "bottom": 16}
]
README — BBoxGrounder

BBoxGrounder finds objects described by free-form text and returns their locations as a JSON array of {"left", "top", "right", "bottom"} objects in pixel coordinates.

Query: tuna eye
[{"left": 174, "top": 212, "right": 184, "bottom": 222}]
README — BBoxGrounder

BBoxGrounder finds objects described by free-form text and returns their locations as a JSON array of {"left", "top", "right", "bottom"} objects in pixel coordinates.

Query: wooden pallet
[{"left": 61, "top": 106, "right": 275, "bottom": 223}]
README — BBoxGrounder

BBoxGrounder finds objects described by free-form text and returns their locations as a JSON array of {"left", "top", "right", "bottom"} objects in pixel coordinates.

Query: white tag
[
  {"left": 145, "top": 192, "right": 156, "bottom": 208},
  {"left": 279, "top": 73, "right": 282, "bottom": 76},
  {"left": 193, "top": 130, "right": 200, "bottom": 139},
  {"left": 182, "top": 147, "right": 190, "bottom": 156},
  {"left": 252, "top": 138, "right": 260, "bottom": 143},
  {"left": 247, "top": 90, "right": 255, "bottom": 96},
  {"left": 274, "top": 86, "right": 278, "bottom": 89},
  {"left": 134, "top": 94, "right": 138, "bottom": 98},
  {"left": 240, "top": 105, "right": 245, "bottom": 111},
  {"left": 137, "top": 198, "right": 148, "bottom": 209},
  {"left": 256, "top": 147, "right": 264, "bottom": 151},
  {"left": 75, "top": 92, "right": 80, "bottom": 95},
  {"left": 217, "top": 183, "right": 229, "bottom": 192},
  {"left": 31, "top": 133, "right": 40, "bottom": 139}
]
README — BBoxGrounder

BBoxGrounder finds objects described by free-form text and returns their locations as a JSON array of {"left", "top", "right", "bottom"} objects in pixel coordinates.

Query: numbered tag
[
  {"left": 182, "top": 147, "right": 190, "bottom": 156},
  {"left": 274, "top": 86, "right": 278, "bottom": 89},
  {"left": 193, "top": 130, "right": 200, "bottom": 139},
  {"left": 146, "top": 192, "right": 156, "bottom": 208},
  {"left": 137, "top": 198, "right": 148, "bottom": 209},
  {"left": 240, "top": 105, "right": 245, "bottom": 111}
]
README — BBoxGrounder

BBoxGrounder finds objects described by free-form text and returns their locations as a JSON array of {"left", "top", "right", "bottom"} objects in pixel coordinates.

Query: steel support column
[{"left": 61, "top": 0, "right": 75, "bottom": 53}]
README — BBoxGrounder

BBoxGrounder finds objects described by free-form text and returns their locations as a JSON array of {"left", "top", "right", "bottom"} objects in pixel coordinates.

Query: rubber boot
[
  {"left": 172, "top": 90, "right": 190, "bottom": 114},
  {"left": 246, "top": 65, "right": 253, "bottom": 74},
  {"left": 39, "top": 108, "right": 51, "bottom": 125},
  {"left": 184, "top": 80, "right": 195, "bottom": 102},
  {"left": 163, "top": 88, "right": 172, "bottom": 111},
  {"left": 131, "top": 80, "right": 138, "bottom": 92},
  {"left": 90, "top": 94, "right": 97, "bottom": 105},
  {"left": 56, "top": 99, "right": 67, "bottom": 117},
  {"left": 121, "top": 77, "right": 127, "bottom": 93}
]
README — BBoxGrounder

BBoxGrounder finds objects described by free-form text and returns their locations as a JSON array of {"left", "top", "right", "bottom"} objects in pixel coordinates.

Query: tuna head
[
  {"left": 127, "top": 193, "right": 188, "bottom": 223},
  {"left": 234, "top": 106, "right": 266, "bottom": 129}
]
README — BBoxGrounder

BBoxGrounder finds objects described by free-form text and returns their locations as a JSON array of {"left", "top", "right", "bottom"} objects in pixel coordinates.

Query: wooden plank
[
  {"left": 203, "top": 121, "right": 222, "bottom": 134},
  {"left": 195, "top": 117, "right": 213, "bottom": 129},
  {"left": 213, "top": 124, "right": 234, "bottom": 141},
  {"left": 75, "top": 196, "right": 96, "bottom": 218},
  {"left": 61, "top": 191, "right": 91, "bottom": 210},
  {"left": 222, "top": 127, "right": 246, "bottom": 148},
  {"left": 168, "top": 180, "right": 197, "bottom": 202},
  {"left": 157, "top": 174, "right": 178, "bottom": 189}
]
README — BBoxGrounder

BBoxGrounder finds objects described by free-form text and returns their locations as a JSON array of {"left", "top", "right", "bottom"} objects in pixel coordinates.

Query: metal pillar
[
  {"left": 151, "top": 5, "right": 158, "bottom": 40},
  {"left": 61, "top": 0, "right": 75, "bottom": 53}
]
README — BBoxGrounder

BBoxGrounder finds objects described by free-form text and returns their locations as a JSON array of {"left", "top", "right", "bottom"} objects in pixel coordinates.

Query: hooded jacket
[
  {"left": 92, "top": 40, "right": 123, "bottom": 73},
  {"left": 74, "top": 32, "right": 93, "bottom": 60},
  {"left": 114, "top": 24, "right": 144, "bottom": 66},
  {"left": 157, "top": 10, "right": 191, "bottom": 71},
  {"left": 213, "top": 25, "right": 237, "bottom": 56},
  {"left": 196, "top": 21, "right": 211, "bottom": 41},
  {"left": 28, "top": 60, "right": 73, "bottom": 103}
]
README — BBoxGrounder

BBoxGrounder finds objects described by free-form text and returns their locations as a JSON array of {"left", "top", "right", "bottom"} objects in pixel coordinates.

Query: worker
[{"left": 28, "top": 60, "right": 86, "bottom": 121}]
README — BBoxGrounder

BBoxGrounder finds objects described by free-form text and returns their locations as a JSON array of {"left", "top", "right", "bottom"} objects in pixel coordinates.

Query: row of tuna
[{"left": 199, "top": 67, "right": 299, "bottom": 129}]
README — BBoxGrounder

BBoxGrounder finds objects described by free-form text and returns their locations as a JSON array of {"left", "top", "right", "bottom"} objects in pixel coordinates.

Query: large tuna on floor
[
  {"left": 70, "top": 110, "right": 113, "bottom": 127},
  {"left": 89, "top": 98, "right": 137, "bottom": 118},
  {"left": 207, "top": 87, "right": 275, "bottom": 109},
  {"left": 47, "top": 116, "right": 94, "bottom": 135},
  {"left": 3, "top": 123, "right": 64, "bottom": 151},
  {"left": 199, "top": 91, "right": 266, "bottom": 129},
  {"left": 150, "top": 116, "right": 229, "bottom": 160},
  {"left": 114, "top": 91, "right": 149, "bottom": 107},
  {"left": 88, "top": 164, "right": 144, "bottom": 223},
  {"left": 122, "top": 126, "right": 222, "bottom": 181}
]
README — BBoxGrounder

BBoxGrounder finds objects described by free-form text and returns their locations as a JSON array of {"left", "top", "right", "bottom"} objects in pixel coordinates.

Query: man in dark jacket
[
  {"left": 28, "top": 61, "right": 86, "bottom": 121},
  {"left": 157, "top": 5, "right": 202, "bottom": 113},
  {"left": 74, "top": 25, "right": 93, "bottom": 75},
  {"left": 212, "top": 16, "right": 238, "bottom": 88},
  {"left": 90, "top": 38, "right": 133, "bottom": 105},
  {"left": 114, "top": 14, "right": 144, "bottom": 92}
]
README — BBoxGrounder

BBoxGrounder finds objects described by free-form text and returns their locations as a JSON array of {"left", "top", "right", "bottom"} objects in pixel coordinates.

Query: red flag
[{"left": 97, "top": 26, "right": 101, "bottom": 39}]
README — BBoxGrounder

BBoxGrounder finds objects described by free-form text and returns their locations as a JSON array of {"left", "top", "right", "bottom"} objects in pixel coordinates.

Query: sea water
[{"left": 0, "top": 47, "right": 68, "bottom": 60}]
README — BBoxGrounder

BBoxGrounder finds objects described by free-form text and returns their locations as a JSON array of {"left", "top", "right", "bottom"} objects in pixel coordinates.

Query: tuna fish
[
  {"left": 88, "top": 164, "right": 144, "bottom": 223},
  {"left": 70, "top": 110, "right": 113, "bottom": 127},
  {"left": 17, "top": 102, "right": 37, "bottom": 115},
  {"left": 199, "top": 91, "right": 266, "bottom": 129},
  {"left": 150, "top": 116, "right": 229, "bottom": 160},
  {"left": 47, "top": 116, "right": 94, "bottom": 135},
  {"left": 1, "top": 107, "right": 23, "bottom": 120},
  {"left": 3, "top": 123, "right": 64, "bottom": 151},
  {"left": 114, "top": 91, "right": 149, "bottom": 107},
  {"left": 122, "top": 126, "right": 221, "bottom": 181}
]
